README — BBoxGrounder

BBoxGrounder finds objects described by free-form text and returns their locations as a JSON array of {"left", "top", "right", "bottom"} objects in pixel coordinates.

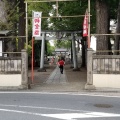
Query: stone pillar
[
  {"left": 55, "top": 52, "right": 57, "bottom": 64},
  {"left": 65, "top": 52, "right": 66, "bottom": 62},
  {"left": 20, "top": 49, "right": 28, "bottom": 89},
  {"left": 38, "top": 33, "right": 46, "bottom": 72},
  {"left": 71, "top": 33, "right": 79, "bottom": 71},
  {"left": 85, "top": 48, "right": 95, "bottom": 90}
]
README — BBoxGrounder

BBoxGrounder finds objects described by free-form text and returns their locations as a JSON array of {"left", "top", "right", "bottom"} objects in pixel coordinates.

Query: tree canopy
[{"left": 0, "top": 0, "right": 120, "bottom": 54}]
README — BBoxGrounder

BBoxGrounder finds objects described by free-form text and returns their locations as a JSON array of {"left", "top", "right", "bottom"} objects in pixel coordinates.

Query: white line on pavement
[
  {"left": 0, "top": 104, "right": 92, "bottom": 113},
  {"left": 42, "top": 112, "right": 120, "bottom": 120},
  {"left": 0, "top": 108, "right": 43, "bottom": 116},
  {"left": 0, "top": 108, "right": 119, "bottom": 120},
  {"left": 0, "top": 91, "right": 119, "bottom": 98}
]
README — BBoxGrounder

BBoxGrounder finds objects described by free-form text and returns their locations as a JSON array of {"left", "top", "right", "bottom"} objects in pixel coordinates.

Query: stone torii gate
[
  {"left": 53, "top": 48, "right": 68, "bottom": 64},
  {"left": 35, "top": 30, "right": 82, "bottom": 71}
]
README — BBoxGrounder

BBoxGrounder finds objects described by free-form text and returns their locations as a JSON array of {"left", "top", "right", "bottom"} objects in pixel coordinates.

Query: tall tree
[
  {"left": 18, "top": 0, "right": 25, "bottom": 51},
  {"left": 114, "top": 0, "right": 120, "bottom": 55},
  {"left": 0, "top": 0, "right": 18, "bottom": 56},
  {"left": 0, "top": 0, "right": 7, "bottom": 27},
  {"left": 96, "top": 0, "right": 109, "bottom": 54}
]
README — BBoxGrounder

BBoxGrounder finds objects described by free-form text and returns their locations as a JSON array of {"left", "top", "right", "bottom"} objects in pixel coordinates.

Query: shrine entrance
[
  {"left": 34, "top": 30, "right": 84, "bottom": 72},
  {"left": 25, "top": 0, "right": 89, "bottom": 90},
  {"left": 27, "top": 30, "right": 87, "bottom": 91}
]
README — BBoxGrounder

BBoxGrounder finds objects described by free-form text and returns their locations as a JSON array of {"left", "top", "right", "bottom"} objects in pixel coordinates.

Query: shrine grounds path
[
  {"left": 28, "top": 63, "right": 120, "bottom": 96},
  {"left": 28, "top": 63, "right": 87, "bottom": 92}
]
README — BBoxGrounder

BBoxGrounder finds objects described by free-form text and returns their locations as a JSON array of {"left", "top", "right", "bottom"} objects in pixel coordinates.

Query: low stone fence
[
  {"left": 0, "top": 49, "right": 28, "bottom": 89},
  {"left": 85, "top": 48, "right": 120, "bottom": 89}
]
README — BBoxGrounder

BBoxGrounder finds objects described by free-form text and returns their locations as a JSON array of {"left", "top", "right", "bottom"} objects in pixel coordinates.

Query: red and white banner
[
  {"left": 83, "top": 10, "right": 88, "bottom": 37},
  {"left": 32, "top": 11, "right": 42, "bottom": 37}
]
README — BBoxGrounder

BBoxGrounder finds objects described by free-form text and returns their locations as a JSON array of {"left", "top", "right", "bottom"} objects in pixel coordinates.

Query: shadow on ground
[{"left": 28, "top": 64, "right": 87, "bottom": 92}]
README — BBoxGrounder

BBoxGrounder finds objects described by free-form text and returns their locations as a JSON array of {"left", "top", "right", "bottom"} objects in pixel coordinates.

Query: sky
[{"left": 49, "top": 40, "right": 54, "bottom": 46}]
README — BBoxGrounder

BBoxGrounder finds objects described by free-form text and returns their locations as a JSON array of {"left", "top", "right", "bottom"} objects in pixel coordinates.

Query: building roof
[{"left": 55, "top": 48, "right": 68, "bottom": 52}]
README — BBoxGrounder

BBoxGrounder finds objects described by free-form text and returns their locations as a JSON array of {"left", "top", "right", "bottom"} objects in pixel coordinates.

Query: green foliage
[
  {"left": 28, "top": 1, "right": 53, "bottom": 30},
  {"left": 1, "top": 0, "right": 119, "bottom": 53},
  {"left": 27, "top": 45, "right": 32, "bottom": 57},
  {"left": 27, "top": 39, "right": 41, "bottom": 59},
  {"left": 22, "top": 0, "right": 120, "bottom": 52},
  {"left": 108, "top": 0, "right": 119, "bottom": 19},
  {"left": 47, "top": 41, "right": 55, "bottom": 55},
  {"left": 54, "top": 40, "right": 71, "bottom": 49},
  {"left": 49, "top": 1, "right": 86, "bottom": 30}
]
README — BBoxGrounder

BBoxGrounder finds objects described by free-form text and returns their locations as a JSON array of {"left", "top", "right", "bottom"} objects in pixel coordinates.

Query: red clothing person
[
  {"left": 58, "top": 60, "right": 65, "bottom": 66},
  {"left": 58, "top": 59, "right": 65, "bottom": 74}
]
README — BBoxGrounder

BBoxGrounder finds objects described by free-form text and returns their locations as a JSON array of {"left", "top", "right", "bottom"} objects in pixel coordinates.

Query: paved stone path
[
  {"left": 28, "top": 64, "right": 120, "bottom": 95},
  {"left": 29, "top": 64, "right": 87, "bottom": 92},
  {"left": 46, "top": 66, "right": 67, "bottom": 84}
]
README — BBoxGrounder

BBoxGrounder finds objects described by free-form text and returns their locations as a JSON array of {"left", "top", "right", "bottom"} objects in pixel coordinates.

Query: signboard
[
  {"left": 0, "top": 41, "right": 2, "bottom": 56},
  {"left": 32, "top": 11, "right": 42, "bottom": 37}
]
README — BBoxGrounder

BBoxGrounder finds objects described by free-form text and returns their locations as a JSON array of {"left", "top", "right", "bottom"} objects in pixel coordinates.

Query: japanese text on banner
[{"left": 32, "top": 12, "right": 42, "bottom": 37}]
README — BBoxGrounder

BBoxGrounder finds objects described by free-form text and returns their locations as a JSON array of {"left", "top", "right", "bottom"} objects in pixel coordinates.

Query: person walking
[{"left": 58, "top": 58, "right": 65, "bottom": 74}]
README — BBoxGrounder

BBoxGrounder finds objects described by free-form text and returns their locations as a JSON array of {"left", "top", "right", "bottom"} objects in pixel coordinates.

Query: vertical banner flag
[
  {"left": 32, "top": 11, "right": 42, "bottom": 37},
  {"left": 83, "top": 10, "right": 88, "bottom": 37}
]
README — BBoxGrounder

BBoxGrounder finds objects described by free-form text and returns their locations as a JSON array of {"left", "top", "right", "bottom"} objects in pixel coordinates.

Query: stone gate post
[
  {"left": 85, "top": 48, "right": 95, "bottom": 90},
  {"left": 21, "top": 49, "right": 28, "bottom": 89}
]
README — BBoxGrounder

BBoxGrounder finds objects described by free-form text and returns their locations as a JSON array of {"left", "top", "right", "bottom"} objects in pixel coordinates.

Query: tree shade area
[{"left": 0, "top": 0, "right": 120, "bottom": 56}]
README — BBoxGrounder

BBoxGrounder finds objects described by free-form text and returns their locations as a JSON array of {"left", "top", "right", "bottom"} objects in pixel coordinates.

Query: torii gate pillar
[
  {"left": 38, "top": 33, "right": 46, "bottom": 72},
  {"left": 71, "top": 33, "right": 79, "bottom": 71}
]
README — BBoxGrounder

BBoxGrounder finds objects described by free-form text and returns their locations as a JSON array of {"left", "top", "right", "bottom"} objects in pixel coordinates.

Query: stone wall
[
  {"left": 85, "top": 48, "right": 120, "bottom": 89},
  {"left": 0, "top": 49, "right": 28, "bottom": 89},
  {"left": 93, "top": 55, "right": 120, "bottom": 74}
]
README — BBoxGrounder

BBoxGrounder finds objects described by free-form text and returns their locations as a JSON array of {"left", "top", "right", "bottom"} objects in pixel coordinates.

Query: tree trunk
[
  {"left": 0, "top": 0, "right": 7, "bottom": 23},
  {"left": 114, "top": 0, "right": 120, "bottom": 55},
  {"left": 0, "top": 0, "right": 16, "bottom": 57},
  {"left": 18, "top": 0, "right": 25, "bottom": 52},
  {"left": 96, "top": 0, "right": 109, "bottom": 54}
]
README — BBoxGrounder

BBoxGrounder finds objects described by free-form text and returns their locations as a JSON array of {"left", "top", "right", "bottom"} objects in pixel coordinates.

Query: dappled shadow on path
[{"left": 28, "top": 64, "right": 87, "bottom": 92}]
